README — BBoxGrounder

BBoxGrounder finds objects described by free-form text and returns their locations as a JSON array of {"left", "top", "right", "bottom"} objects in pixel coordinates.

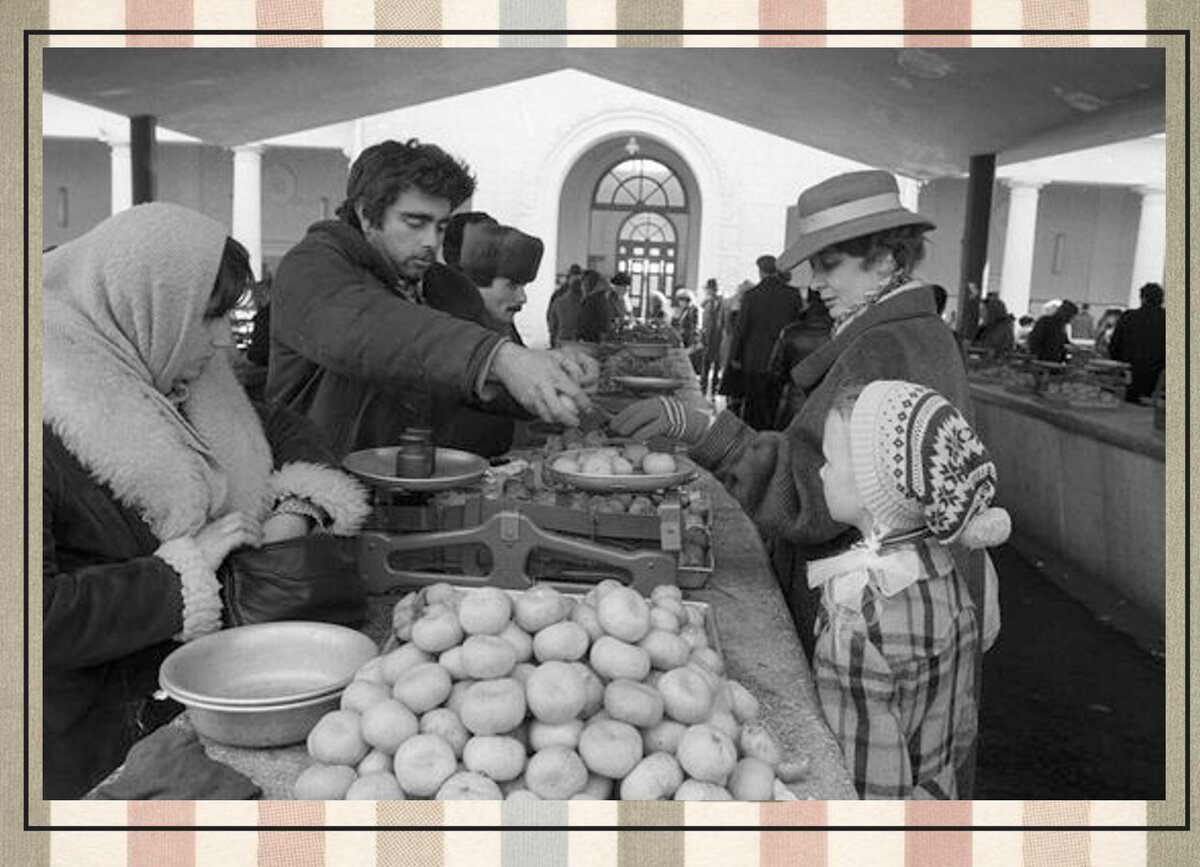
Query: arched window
[
  {"left": 595, "top": 159, "right": 686, "bottom": 315},
  {"left": 593, "top": 158, "right": 687, "bottom": 212}
]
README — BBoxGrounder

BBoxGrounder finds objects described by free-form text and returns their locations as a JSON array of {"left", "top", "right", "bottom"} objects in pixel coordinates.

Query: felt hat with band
[
  {"left": 777, "top": 170, "right": 935, "bottom": 272},
  {"left": 460, "top": 223, "right": 544, "bottom": 286}
]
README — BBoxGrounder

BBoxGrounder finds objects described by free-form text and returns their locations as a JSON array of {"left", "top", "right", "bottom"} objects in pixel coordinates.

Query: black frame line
[{"left": 21, "top": 25, "right": 1190, "bottom": 830}]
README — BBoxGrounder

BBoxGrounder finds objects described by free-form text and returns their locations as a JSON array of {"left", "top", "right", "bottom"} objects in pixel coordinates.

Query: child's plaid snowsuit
[{"left": 809, "top": 534, "right": 979, "bottom": 799}]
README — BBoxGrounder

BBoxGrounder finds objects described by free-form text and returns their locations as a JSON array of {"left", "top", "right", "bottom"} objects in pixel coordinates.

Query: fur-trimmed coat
[
  {"left": 42, "top": 404, "right": 364, "bottom": 799},
  {"left": 692, "top": 285, "right": 970, "bottom": 546}
]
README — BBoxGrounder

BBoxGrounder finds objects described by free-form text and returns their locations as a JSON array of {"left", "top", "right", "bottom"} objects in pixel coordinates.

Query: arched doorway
[
  {"left": 556, "top": 136, "right": 701, "bottom": 316},
  {"left": 615, "top": 211, "right": 677, "bottom": 317}
]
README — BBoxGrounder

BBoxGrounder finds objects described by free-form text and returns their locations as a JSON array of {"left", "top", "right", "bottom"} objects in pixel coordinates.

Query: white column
[
  {"left": 231, "top": 144, "right": 265, "bottom": 279},
  {"left": 99, "top": 128, "right": 132, "bottom": 215},
  {"left": 997, "top": 179, "right": 1045, "bottom": 317},
  {"left": 1129, "top": 185, "right": 1166, "bottom": 307}
]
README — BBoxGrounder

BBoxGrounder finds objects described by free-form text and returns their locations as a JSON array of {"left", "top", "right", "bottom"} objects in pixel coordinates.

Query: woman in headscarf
[{"left": 42, "top": 203, "right": 370, "bottom": 798}]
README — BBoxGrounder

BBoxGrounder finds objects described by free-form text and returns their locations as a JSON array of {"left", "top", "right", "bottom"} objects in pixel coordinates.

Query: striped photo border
[{"left": 13, "top": 1, "right": 1193, "bottom": 865}]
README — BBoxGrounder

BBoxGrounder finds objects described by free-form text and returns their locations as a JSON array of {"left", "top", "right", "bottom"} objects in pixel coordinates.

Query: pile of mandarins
[{"left": 295, "top": 581, "right": 807, "bottom": 800}]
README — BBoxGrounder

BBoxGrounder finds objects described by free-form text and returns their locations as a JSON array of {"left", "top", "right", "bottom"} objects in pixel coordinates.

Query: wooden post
[
  {"left": 956, "top": 154, "right": 995, "bottom": 345},
  {"left": 130, "top": 115, "right": 157, "bottom": 204}
]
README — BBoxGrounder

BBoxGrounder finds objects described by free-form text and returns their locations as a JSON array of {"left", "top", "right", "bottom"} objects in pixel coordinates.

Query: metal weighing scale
[{"left": 343, "top": 446, "right": 694, "bottom": 596}]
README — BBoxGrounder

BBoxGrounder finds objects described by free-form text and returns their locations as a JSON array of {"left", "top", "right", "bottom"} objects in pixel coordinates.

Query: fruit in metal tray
[
  {"left": 529, "top": 718, "right": 585, "bottom": 751},
  {"left": 360, "top": 699, "right": 419, "bottom": 754},
  {"left": 463, "top": 735, "right": 527, "bottom": 782},
  {"left": 458, "top": 587, "right": 513, "bottom": 636},
  {"left": 435, "top": 770, "right": 503, "bottom": 800},
  {"left": 393, "top": 733, "right": 457, "bottom": 797},
  {"left": 676, "top": 723, "right": 738, "bottom": 784},
  {"left": 533, "top": 621, "right": 591, "bottom": 663},
  {"left": 619, "top": 751, "right": 684, "bottom": 800},
  {"left": 524, "top": 746, "right": 589, "bottom": 799},
  {"left": 419, "top": 707, "right": 470, "bottom": 758},
  {"left": 302, "top": 586, "right": 814, "bottom": 801},
  {"left": 392, "top": 662, "right": 453, "bottom": 714},
  {"left": 597, "top": 586, "right": 652, "bottom": 643},
  {"left": 642, "top": 452, "right": 677, "bottom": 475},
  {"left": 579, "top": 718, "right": 644, "bottom": 778},
  {"left": 604, "top": 678, "right": 664, "bottom": 728},
  {"left": 294, "top": 763, "right": 358, "bottom": 800},
  {"left": 307, "top": 709, "right": 370, "bottom": 767},
  {"left": 526, "top": 660, "right": 587, "bottom": 724},
  {"left": 459, "top": 677, "right": 527, "bottom": 735},
  {"left": 727, "top": 756, "right": 776, "bottom": 800},
  {"left": 346, "top": 770, "right": 406, "bottom": 800}
]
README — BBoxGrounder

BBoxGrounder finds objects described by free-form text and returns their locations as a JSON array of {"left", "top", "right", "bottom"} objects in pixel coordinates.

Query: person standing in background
[
  {"left": 730, "top": 255, "right": 804, "bottom": 429},
  {"left": 1070, "top": 302, "right": 1097, "bottom": 340},
  {"left": 1109, "top": 283, "right": 1166, "bottom": 403},
  {"left": 546, "top": 263, "right": 582, "bottom": 347},
  {"left": 575, "top": 270, "right": 617, "bottom": 343},
  {"left": 699, "top": 278, "right": 725, "bottom": 396},
  {"left": 717, "top": 279, "right": 754, "bottom": 415},
  {"left": 1027, "top": 299, "right": 1079, "bottom": 363}
]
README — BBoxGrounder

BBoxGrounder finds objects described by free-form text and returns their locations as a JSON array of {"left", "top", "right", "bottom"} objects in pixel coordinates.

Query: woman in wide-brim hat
[{"left": 611, "top": 170, "right": 995, "bottom": 787}]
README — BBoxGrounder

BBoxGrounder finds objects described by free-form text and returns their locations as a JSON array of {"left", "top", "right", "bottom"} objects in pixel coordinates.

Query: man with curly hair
[{"left": 268, "top": 139, "right": 596, "bottom": 458}]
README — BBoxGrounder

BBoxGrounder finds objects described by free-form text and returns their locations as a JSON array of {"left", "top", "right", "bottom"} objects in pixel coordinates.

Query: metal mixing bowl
[
  {"left": 159, "top": 621, "right": 378, "bottom": 706},
  {"left": 158, "top": 621, "right": 380, "bottom": 747},
  {"left": 181, "top": 690, "right": 342, "bottom": 748}
]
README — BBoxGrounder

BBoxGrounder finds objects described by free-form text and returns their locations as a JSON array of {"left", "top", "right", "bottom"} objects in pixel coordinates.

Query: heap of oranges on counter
[{"left": 294, "top": 582, "right": 807, "bottom": 801}]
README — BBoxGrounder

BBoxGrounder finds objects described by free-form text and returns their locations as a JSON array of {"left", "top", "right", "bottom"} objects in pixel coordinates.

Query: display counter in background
[{"left": 969, "top": 382, "right": 1165, "bottom": 644}]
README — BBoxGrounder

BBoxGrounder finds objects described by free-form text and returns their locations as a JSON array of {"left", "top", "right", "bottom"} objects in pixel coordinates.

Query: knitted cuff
[
  {"left": 156, "top": 537, "right": 223, "bottom": 643},
  {"left": 272, "top": 496, "right": 329, "bottom": 529},
  {"left": 689, "top": 409, "right": 749, "bottom": 469}
]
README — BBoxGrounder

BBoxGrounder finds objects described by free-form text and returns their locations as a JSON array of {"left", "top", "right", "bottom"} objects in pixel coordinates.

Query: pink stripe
[
  {"left": 125, "top": 0, "right": 193, "bottom": 47},
  {"left": 257, "top": 0, "right": 324, "bottom": 47},
  {"left": 905, "top": 0, "right": 972, "bottom": 46},
  {"left": 759, "top": 0, "right": 826, "bottom": 47},
  {"left": 760, "top": 801, "right": 827, "bottom": 867},
  {"left": 258, "top": 802, "right": 326, "bottom": 867},
  {"left": 127, "top": 801, "right": 196, "bottom": 867},
  {"left": 906, "top": 801, "right": 972, "bottom": 866}
]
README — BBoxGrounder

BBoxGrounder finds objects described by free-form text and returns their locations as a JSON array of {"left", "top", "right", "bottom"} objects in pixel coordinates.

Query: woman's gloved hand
[
  {"left": 260, "top": 513, "right": 311, "bottom": 544},
  {"left": 609, "top": 396, "right": 713, "bottom": 445},
  {"left": 193, "top": 511, "right": 262, "bottom": 571}
]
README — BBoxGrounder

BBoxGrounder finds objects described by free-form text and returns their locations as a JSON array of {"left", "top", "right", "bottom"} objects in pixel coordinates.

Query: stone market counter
[
  {"left": 139, "top": 468, "right": 854, "bottom": 801},
  {"left": 969, "top": 382, "right": 1165, "bottom": 627}
]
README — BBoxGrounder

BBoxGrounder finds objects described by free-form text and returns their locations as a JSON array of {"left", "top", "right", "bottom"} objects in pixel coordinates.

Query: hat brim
[{"left": 777, "top": 209, "right": 935, "bottom": 273}]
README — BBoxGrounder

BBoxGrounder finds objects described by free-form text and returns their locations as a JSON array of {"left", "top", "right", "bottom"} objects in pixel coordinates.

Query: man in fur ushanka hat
[
  {"left": 459, "top": 222, "right": 545, "bottom": 336},
  {"left": 428, "top": 223, "right": 546, "bottom": 457}
]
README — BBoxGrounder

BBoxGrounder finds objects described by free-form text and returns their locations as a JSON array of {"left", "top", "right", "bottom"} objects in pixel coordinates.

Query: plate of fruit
[{"left": 545, "top": 442, "right": 697, "bottom": 492}]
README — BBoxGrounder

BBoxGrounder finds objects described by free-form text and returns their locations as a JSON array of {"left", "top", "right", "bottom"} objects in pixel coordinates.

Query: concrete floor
[{"left": 975, "top": 545, "right": 1165, "bottom": 799}]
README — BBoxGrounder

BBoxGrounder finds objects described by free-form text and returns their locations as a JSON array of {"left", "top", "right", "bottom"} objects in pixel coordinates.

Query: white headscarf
[{"left": 42, "top": 203, "right": 273, "bottom": 541}]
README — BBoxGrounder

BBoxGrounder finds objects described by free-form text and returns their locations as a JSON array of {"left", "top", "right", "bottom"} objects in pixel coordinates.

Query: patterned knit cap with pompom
[{"left": 848, "top": 380, "right": 1011, "bottom": 549}]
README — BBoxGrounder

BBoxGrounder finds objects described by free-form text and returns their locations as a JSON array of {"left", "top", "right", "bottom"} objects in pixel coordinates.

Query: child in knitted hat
[{"left": 811, "top": 379, "right": 1010, "bottom": 799}]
